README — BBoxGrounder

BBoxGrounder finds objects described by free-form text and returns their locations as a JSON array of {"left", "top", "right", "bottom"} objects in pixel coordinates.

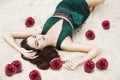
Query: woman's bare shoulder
[
  {"left": 60, "top": 36, "right": 73, "bottom": 50},
  {"left": 86, "top": 0, "right": 105, "bottom": 7}
]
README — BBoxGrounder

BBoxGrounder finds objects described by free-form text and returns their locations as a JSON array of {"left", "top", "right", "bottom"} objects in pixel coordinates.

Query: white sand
[{"left": 0, "top": 0, "right": 120, "bottom": 80}]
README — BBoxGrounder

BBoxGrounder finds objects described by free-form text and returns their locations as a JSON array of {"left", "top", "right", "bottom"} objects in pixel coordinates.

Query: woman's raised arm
[
  {"left": 3, "top": 27, "right": 42, "bottom": 59},
  {"left": 7, "top": 27, "right": 42, "bottom": 39}
]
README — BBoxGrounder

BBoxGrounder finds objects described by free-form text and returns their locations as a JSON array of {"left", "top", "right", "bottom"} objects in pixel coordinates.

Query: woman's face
[{"left": 26, "top": 34, "right": 46, "bottom": 50}]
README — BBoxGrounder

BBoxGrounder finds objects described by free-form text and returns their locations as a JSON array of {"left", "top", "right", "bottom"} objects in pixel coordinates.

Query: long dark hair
[{"left": 20, "top": 37, "right": 60, "bottom": 70}]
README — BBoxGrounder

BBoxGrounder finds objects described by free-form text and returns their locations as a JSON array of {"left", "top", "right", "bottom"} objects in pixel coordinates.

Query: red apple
[
  {"left": 102, "top": 20, "right": 110, "bottom": 30},
  {"left": 29, "top": 70, "right": 41, "bottom": 80},
  {"left": 25, "top": 17, "right": 35, "bottom": 27},
  {"left": 85, "top": 30, "right": 95, "bottom": 40},
  {"left": 50, "top": 58, "right": 62, "bottom": 70},
  {"left": 84, "top": 60, "right": 95, "bottom": 73},
  {"left": 96, "top": 58, "right": 108, "bottom": 70},
  {"left": 5, "top": 64, "right": 17, "bottom": 76},
  {"left": 11, "top": 60, "right": 22, "bottom": 73}
]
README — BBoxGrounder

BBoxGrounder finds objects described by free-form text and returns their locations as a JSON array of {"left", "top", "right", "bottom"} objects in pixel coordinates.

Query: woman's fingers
[
  {"left": 25, "top": 54, "right": 38, "bottom": 59},
  {"left": 23, "top": 52, "right": 38, "bottom": 59},
  {"left": 28, "top": 52, "right": 37, "bottom": 57},
  {"left": 31, "top": 55, "right": 38, "bottom": 59},
  {"left": 29, "top": 51, "right": 36, "bottom": 55},
  {"left": 20, "top": 48, "right": 38, "bottom": 59},
  {"left": 27, "top": 50, "right": 34, "bottom": 53}
]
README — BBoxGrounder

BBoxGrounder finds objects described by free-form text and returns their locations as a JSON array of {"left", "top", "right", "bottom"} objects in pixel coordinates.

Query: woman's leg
[{"left": 86, "top": 0, "right": 105, "bottom": 11}]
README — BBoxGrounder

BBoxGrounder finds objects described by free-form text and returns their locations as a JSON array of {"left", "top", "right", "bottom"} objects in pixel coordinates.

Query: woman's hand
[{"left": 19, "top": 48, "right": 38, "bottom": 59}]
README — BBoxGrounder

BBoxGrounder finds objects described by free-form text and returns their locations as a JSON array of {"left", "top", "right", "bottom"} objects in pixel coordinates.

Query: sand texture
[{"left": 0, "top": 0, "right": 120, "bottom": 80}]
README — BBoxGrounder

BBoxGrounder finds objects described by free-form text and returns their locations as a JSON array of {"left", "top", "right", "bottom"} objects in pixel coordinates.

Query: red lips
[{"left": 41, "top": 36, "right": 45, "bottom": 40}]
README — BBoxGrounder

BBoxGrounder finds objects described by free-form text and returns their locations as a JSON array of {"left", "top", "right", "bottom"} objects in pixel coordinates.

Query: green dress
[{"left": 42, "top": 0, "right": 90, "bottom": 50}]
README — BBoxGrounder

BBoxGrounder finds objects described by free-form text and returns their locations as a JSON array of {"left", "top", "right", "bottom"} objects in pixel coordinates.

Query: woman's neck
[
  {"left": 44, "top": 34, "right": 55, "bottom": 46},
  {"left": 43, "top": 19, "right": 63, "bottom": 47}
]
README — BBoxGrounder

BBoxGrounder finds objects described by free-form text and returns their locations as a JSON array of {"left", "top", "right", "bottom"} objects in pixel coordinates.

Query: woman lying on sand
[{"left": 4, "top": 0, "right": 105, "bottom": 70}]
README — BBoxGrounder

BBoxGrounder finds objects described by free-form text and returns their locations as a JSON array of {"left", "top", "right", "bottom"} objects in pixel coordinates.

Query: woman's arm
[
  {"left": 3, "top": 32, "right": 38, "bottom": 59},
  {"left": 61, "top": 37, "right": 94, "bottom": 53},
  {"left": 10, "top": 27, "right": 42, "bottom": 39},
  {"left": 3, "top": 27, "right": 42, "bottom": 50},
  {"left": 63, "top": 46, "right": 100, "bottom": 70},
  {"left": 61, "top": 37, "right": 100, "bottom": 70},
  {"left": 87, "top": 0, "right": 105, "bottom": 8},
  {"left": 3, "top": 27, "right": 42, "bottom": 59},
  {"left": 4, "top": 32, "right": 22, "bottom": 52}
]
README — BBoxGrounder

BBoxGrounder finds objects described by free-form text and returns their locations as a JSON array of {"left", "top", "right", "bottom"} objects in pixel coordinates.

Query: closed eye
[
  {"left": 35, "top": 40, "right": 39, "bottom": 46},
  {"left": 32, "top": 35, "right": 36, "bottom": 38}
]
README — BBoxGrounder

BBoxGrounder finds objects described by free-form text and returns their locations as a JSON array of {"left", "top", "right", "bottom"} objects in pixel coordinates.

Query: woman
[{"left": 4, "top": 0, "right": 105, "bottom": 70}]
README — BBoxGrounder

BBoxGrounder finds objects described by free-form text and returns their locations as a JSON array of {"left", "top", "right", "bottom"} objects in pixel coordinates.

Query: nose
[
  {"left": 36, "top": 37, "right": 40, "bottom": 40},
  {"left": 36, "top": 36, "right": 42, "bottom": 40}
]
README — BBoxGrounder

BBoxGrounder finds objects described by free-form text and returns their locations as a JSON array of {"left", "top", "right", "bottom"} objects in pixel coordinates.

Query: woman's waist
[
  {"left": 53, "top": 12, "right": 84, "bottom": 29},
  {"left": 53, "top": 13, "right": 74, "bottom": 29}
]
